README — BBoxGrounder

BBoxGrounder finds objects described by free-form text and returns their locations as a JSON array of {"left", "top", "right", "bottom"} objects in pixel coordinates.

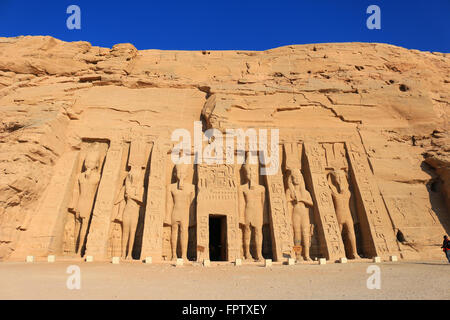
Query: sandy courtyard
[{"left": 0, "top": 259, "right": 449, "bottom": 300}]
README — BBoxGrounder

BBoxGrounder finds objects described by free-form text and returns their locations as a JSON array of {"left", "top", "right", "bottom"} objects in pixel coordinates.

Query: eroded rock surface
[{"left": 0, "top": 36, "right": 448, "bottom": 261}]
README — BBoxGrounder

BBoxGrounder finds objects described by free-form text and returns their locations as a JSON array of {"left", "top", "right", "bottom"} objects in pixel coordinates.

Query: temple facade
[{"left": 12, "top": 126, "right": 413, "bottom": 263}]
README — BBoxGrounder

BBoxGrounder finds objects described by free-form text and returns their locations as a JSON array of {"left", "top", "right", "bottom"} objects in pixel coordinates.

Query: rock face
[{"left": 0, "top": 36, "right": 448, "bottom": 262}]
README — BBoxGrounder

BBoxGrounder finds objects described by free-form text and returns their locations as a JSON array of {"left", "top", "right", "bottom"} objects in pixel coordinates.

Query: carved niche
[
  {"left": 107, "top": 140, "right": 151, "bottom": 259},
  {"left": 63, "top": 141, "right": 109, "bottom": 256}
]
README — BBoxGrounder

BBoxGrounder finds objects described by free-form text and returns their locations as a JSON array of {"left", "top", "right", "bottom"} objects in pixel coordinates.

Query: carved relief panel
[
  {"left": 84, "top": 141, "right": 133, "bottom": 259},
  {"left": 265, "top": 144, "right": 295, "bottom": 261},
  {"left": 303, "top": 142, "right": 346, "bottom": 261},
  {"left": 320, "top": 142, "right": 362, "bottom": 259},
  {"left": 345, "top": 142, "right": 398, "bottom": 258},
  {"left": 196, "top": 163, "right": 240, "bottom": 262},
  {"left": 140, "top": 140, "right": 168, "bottom": 261},
  {"left": 63, "top": 141, "right": 109, "bottom": 256},
  {"left": 107, "top": 140, "right": 152, "bottom": 259}
]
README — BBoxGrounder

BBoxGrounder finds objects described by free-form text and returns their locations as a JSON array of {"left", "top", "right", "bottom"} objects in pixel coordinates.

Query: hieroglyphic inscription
[
  {"left": 322, "top": 142, "right": 347, "bottom": 170},
  {"left": 227, "top": 213, "right": 240, "bottom": 261},
  {"left": 346, "top": 142, "right": 397, "bottom": 258},
  {"left": 196, "top": 164, "right": 240, "bottom": 261},
  {"left": 265, "top": 174, "right": 294, "bottom": 261},
  {"left": 197, "top": 214, "right": 209, "bottom": 262},
  {"left": 140, "top": 141, "right": 166, "bottom": 261},
  {"left": 85, "top": 142, "right": 126, "bottom": 259},
  {"left": 304, "top": 142, "right": 346, "bottom": 260}
]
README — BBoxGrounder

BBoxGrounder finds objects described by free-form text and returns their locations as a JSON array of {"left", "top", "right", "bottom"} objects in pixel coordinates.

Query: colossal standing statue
[
  {"left": 328, "top": 170, "right": 360, "bottom": 259},
  {"left": 286, "top": 168, "right": 314, "bottom": 261},
  {"left": 68, "top": 150, "right": 102, "bottom": 255},
  {"left": 166, "top": 164, "right": 195, "bottom": 261},
  {"left": 239, "top": 164, "right": 266, "bottom": 261},
  {"left": 118, "top": 166, "right": 145, "bottom": 260}
]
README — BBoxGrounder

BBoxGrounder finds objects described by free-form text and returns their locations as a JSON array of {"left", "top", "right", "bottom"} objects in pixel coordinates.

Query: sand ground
[{"left": 0, "top": 259, "right": 449, "bottom": 300}]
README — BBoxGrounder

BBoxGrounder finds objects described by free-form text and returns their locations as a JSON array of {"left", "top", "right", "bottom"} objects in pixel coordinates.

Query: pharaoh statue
[
  {"left": 113, "top": 166, "right": 145, "bottom": 260},
  {"left": 286, "top": 168, "right": 314, "bottom": 261},
  {"left": 68, "top": 149, "right": 102, "bottom": 255},
  {"left": 328, "top": 170, "right": 360, "bottom": 259},
  {"left": 239, "top": 163, "right": 266, "bottom": 261},
  {"left": 166, "top": 164, "right": 195, "bottom": 261}
]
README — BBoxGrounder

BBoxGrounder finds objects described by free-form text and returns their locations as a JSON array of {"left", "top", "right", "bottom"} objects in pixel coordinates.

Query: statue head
[
  {"left": 330, "top": 169, "right": 348, "bottom": 191},
  {"left": 175, "top": 164, "right": 188, "bottom": 184},
  {"left": 290, "top": 169, "right": 304, "bottom": 186},
  {"left": 244, "top": 163, "right": 258, "bottom": 186},
  {"left": 84, "top": 151, "right": 100, "bottom": 172},
  {"left": 128, "top": 166, "right": 143, "bottom": 183}
]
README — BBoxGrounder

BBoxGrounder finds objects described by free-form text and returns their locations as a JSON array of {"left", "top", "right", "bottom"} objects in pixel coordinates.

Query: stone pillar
[
  {"left": 85, "top": 142, "right": 127, "bottom": 259},
  {"left": 11, "top": 151, "right": 80, "bottom": 258},
  {"left": 265, "top": 146, "right": 294, "bottom": 261},
  {"left": 140, "top": 142, "right": 166, "bottom": 261},
  {"left": 303, "top": 142, "right": 346, "bottom": 261},
  {"left": 346, "top": 142, "right": 398, "bottom": 258},
  {"left": 196, "top": 206, "right": 209, "bottom": 262},
  {"left": 226, "top": 208, "right": 240, "bottom": 262}
]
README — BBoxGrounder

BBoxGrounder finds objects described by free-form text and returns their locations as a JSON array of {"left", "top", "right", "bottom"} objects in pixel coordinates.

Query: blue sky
[{"left": 0, "top": 0, "right": 449, "bottom": 52}]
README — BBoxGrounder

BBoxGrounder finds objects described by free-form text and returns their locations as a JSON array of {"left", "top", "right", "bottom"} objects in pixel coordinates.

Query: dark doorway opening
[{"left": 209, "top": 215, "right": 227, "bottom": 261}]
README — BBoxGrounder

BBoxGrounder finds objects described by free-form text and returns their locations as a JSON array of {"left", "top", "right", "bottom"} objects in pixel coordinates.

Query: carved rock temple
[{"left": 0, "top": 36, "right": 448, "bottom": 262}]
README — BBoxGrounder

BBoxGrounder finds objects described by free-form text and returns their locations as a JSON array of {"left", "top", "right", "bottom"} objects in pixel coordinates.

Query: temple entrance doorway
[{"left": 209, "top": 215, "right": 227, "bottom": 261}]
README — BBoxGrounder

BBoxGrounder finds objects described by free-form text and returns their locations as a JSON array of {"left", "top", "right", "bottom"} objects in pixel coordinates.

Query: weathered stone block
[{"left": 390, "top": 255, "right": 398, "bottom": 262}]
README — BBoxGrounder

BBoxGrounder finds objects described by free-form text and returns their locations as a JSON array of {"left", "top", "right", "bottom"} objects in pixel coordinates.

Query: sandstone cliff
[{"left": 0, "top": 36, "right": 448, "bottom": 260}]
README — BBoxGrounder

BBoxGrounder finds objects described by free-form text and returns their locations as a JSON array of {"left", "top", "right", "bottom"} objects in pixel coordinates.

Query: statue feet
[
  {"left": 304, "top": 256, "right": 312, "bottom": 262},
  {"left": 349, "top": 253, "right": 361, "bottom": 260}
]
